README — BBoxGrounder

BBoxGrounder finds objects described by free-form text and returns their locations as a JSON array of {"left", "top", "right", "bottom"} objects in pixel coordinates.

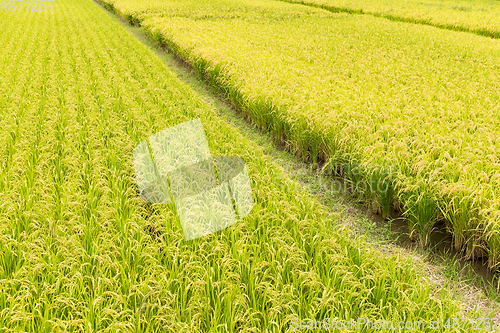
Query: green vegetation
[
  {"left": 279, "top": 0, "right": 500, "bottom": 38},
  {"left": 98, "top": 0, "right": 500, "bottom": 269},
  {"left": 0, "top": 0, "right": 486, "bottom": 331}
]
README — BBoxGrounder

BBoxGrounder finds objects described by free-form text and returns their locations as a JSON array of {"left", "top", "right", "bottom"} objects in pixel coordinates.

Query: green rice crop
[
  {"left": 98, "top": 0, "right": 500, "bottom": 269},
  {"left": 278, "top": 0, "right": 500, "bottom": 39},
  {"left": 0, "top": 0, "right": 484, "bottom": 331}
]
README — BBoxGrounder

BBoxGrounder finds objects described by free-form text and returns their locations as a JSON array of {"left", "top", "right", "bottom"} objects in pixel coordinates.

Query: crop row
[
  {"left": 279, "top": 0, "right": 500, "bottom": 39},
  {"left": 99, "top": 0, "right": 500, "bottom": 268},
  {"left": 0, "top": 0, "right": 479, "bottom": 331}
]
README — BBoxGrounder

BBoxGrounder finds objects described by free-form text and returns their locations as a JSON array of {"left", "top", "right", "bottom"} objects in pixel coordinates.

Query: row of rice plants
[
  {"left": 98, "top": 0, "right": 500, "bottom": 268},
  {"left": 0, "top": 0, "right": 482, "bottom": 330},
  {"left": 278, "top": 0, "right": 500, "bottom": 39}
]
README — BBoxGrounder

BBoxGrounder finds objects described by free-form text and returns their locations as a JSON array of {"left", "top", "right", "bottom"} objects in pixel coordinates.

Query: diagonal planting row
[
  {"left": 0, "top": 0, "right": 482, "bottom": 331},
  {"left": 278, "top": 0, "right": 500, "bottom": 39},
  {"left": 100, "top": 0, "right": 500, "bottom": 268}
]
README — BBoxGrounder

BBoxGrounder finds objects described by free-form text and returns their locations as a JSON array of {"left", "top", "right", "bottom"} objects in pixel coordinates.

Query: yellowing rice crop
[
  {"left": 100, "top": 0, "right": 500, "bottom": 268},
  {"left": 279, "top": 0, "right": 500, "bottom": 38},
  {"left": 1, "top": 0, "right": 486, "bottom": 331}
]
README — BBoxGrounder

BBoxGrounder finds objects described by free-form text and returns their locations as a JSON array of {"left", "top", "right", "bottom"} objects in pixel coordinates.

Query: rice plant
[
  {"left": 99, "top": 0, "right": 500, "bottom": 268},
  {"left": 0, "top": 0, "right": 490, "bottom": 331},
  {"left": 279, "top": 0, "right": 500, "bottom": 38}
]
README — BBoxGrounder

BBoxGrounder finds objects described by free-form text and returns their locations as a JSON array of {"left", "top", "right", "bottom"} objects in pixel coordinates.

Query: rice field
[
  {"left": 1, "top": 0, "right": 489, "bottom": 331},
  {"left": 279, "top": 0, "right": 500, "bottom": 38},
  {"left": 97, "top": 0, "right": 500, "bottom": 269}
]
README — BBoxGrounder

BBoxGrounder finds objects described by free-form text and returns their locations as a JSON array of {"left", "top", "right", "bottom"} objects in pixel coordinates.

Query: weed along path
[{"left": 0, "top": 0, "right": 497, "bottom": 331}]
